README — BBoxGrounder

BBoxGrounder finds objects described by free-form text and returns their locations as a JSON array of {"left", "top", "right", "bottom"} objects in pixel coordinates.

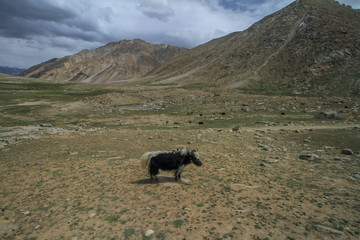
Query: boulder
[{"left": 341, "top": 148, "right": 353, "bottom": 155}]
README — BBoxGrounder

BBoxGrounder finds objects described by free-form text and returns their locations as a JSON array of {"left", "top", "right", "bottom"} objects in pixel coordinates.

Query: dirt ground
[
  {"left": 1, "top": 123, "right": 359, "bottom": 240},
  {"left": 1, "top": 80, "right": 360, "bottom": 239}
]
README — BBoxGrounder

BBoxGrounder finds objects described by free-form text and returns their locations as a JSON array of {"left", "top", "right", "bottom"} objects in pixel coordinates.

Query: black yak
[{"left": 141, "top": 147, "right": 202, "bottom": 181}]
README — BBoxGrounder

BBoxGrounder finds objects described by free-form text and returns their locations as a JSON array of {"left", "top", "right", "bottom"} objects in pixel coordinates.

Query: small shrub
[
  {"left": 124, "top": 229, "right": 135, "bottom": 239},
  {"left": 173, "top": 219, "right": 184, "bottom": 228},
  {"left": 106, "top": 215, "right": 120, "bottom": 222}
]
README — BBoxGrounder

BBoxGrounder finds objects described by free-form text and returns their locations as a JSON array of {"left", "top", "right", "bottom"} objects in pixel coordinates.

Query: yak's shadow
[{"left": 131, "top": 175, "right": 190, "bottom": 185}]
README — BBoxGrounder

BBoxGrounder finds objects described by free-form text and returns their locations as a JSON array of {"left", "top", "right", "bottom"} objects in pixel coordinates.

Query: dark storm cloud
[
  {"left": 0, "top": 0, "right": 76, "bottom": 38},
  {"left": 0, "top": 0, "right": 112, "bottom": 43}
]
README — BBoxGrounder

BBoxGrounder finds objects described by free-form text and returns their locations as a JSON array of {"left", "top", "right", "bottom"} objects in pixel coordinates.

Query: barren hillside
[{"left": 21, "top": 39, "right": 186, "bottom": 83}]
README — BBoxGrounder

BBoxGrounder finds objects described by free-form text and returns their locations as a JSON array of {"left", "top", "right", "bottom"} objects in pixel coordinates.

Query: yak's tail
[{"left": 140, "top": 152, "right": 152, "bottom": 170}]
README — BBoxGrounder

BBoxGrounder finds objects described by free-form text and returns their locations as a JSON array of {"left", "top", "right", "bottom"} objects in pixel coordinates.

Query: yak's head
[{"left": 190, "top": 150, "right": 202, "bottom": 166}]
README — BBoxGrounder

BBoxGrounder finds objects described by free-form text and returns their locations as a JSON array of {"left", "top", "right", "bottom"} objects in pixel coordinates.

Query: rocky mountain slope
[
  {"left": 149, "top": 0, "right": 360, "bottom": 95},
  {"left": 21, "top": 39, "right": 186, "bottom": 83},
  {"left": 21, "top": 0, "right": 360, "bottom": 95}
]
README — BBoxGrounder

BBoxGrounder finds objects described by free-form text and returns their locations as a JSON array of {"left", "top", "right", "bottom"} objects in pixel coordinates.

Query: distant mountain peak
[
  {"left": 21, "top": 39, "right": 186, "bottom": 83},
  {"left": 0, "top": 66, "right": 26, "bottom": 75}
]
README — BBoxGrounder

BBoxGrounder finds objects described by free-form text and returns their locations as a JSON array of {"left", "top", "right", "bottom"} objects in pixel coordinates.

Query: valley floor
[{"left": 0, "top": 77, "right": 359, "bottom": 239}]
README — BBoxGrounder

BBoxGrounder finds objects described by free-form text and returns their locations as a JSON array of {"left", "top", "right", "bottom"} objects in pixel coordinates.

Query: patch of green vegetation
[
  {"left": 300, "top": 128, "right": 360, "bottom": 151},
  {"left": 111, "top": 196, "right": 119, "bottom": 201},
  {"left": 124, "top": 228, "right": 136, "bottom": 239},
  {"left": 144, "top": 190, "right": 161, "bottom": 199},
  {"left": 173, "top": 219, "right": 184, "bottom": 228},
  {"left": 252, "top": 237, "right": 269, "bottom": 240},
  {"left": 0, "top": 77, "right": 122, "bottom": 108},
  {"left": 106, "top": 215, "right": 120, "bottom": 222},
  {"left": 155, "top": 232, "right": 166, "bottom": 240}
]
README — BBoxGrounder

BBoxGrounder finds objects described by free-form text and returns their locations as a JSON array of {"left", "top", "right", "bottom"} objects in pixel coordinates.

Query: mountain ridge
[
  {"left": 21, "top": 0, "right": 360, "bottom": 95},
  {"left": 21, "top": 39, "right": 186, "bottom": 83},
  {"left": 0, "top": 66, "right": 26, "bottom": 75}
]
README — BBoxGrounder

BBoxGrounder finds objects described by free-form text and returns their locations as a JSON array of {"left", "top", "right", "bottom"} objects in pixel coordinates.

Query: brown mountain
[
  {"left": 22, "top": 0, "right": 360, "bottom": 95},
  {"left": 21, "top": 39, "right": 186, "bottom": 83},
  {"left": 148, "top": 0, "right": 360, "bottom": 95}
]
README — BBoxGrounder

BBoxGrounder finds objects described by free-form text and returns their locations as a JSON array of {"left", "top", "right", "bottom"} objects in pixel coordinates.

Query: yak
[{"left": 141, "top": 147, "right": 202, "bottom": 181}]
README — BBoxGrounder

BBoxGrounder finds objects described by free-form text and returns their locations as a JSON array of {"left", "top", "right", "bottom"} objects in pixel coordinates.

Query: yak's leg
[
  {"left": 175, "top": 165, "right": 185, "bottom": 181},
  {"left": 150, "top": 174, "right": 158, "bottom": 181},
  {"left": 149, "top": 162, "right": 159, "bottom": 181}
]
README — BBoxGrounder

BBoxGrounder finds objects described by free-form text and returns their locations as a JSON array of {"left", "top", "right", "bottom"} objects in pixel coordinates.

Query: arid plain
[{"left": 1, "top": 75, "right": 359, "bottom": 239}]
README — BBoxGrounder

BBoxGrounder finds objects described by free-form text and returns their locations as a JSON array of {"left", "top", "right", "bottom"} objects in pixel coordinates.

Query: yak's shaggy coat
[{"left": 141, "top": 147, "right": 202, "bottom": 181}]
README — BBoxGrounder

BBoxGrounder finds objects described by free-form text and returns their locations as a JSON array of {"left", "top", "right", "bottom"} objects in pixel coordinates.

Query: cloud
[
  {"left": 0, "top": 0, "right": 76, "bottom": 38},
  {"left": 137, "top": 0, "right": 174, "bottom": 21}
]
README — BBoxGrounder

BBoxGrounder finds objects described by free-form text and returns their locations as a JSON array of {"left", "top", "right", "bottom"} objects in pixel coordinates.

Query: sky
[{"left": 0, "top": 0, "right": 359, "bottom": 69}]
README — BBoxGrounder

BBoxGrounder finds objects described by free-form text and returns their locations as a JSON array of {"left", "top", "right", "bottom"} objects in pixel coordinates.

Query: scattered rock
[
  {"left": 348, "top": 176, "right": 356, "bottom": 181},
  {"left": 314, "top": 224, "right": 343, "bottom": 235},
  {"left": 161, "top": 183, "right": 171, "bottom": 188},
  {"left": 24, "top": 211, "right": 31, "bottom": 216},
  {"left": 260, "top": 162, "right": 272, "bottom": 168},
  {"left": 341, "top": 148, "right": 353, "bottom": 155},
  {"left": 232, "top": 126, "right": 241, "bottom": 132},
  {"left": 180, "top": 178, "right": 190, "bottom": 184},
  {"left": 262, "top": 159, "right": 278, "bottom": 163},
  {"left": 145, "top": 229, "right": 155, "bottom": 237},
  {"left": 333, "top": 157, "right": 350, "bottom": 161},
  {"left": 40, "top": 123, "right": 52, "bottom": 127},
  {"left": 299, "top": 154, "right": 320, "bottom": 161},
  {"left": 258, "top": 144, "right": 270, "bottom": 151},
  {"left": 34, "top": 224, "right": 41, "bottom": 230},
  {"left": 88, "top": 213, "right": 96, "bottom": 218}
]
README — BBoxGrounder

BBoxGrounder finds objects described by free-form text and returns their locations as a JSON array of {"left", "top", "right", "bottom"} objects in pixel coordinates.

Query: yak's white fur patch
[{"left": 180, "top": 147, "right": 189, "bottom": 155}]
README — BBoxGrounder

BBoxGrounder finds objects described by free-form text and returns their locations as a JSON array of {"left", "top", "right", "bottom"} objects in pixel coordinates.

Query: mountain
[
  {"left": 21, "top": 39, "right": 186, "bottom": 83},
  {"left": 149, "top": 0, "right": 360, "bottom": 95},
  {"left": 0, "top": 66, "right": 26, "bottom": 75},
  {"left": 21, "top": 0, "right": 360, "bottom": 95}
]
